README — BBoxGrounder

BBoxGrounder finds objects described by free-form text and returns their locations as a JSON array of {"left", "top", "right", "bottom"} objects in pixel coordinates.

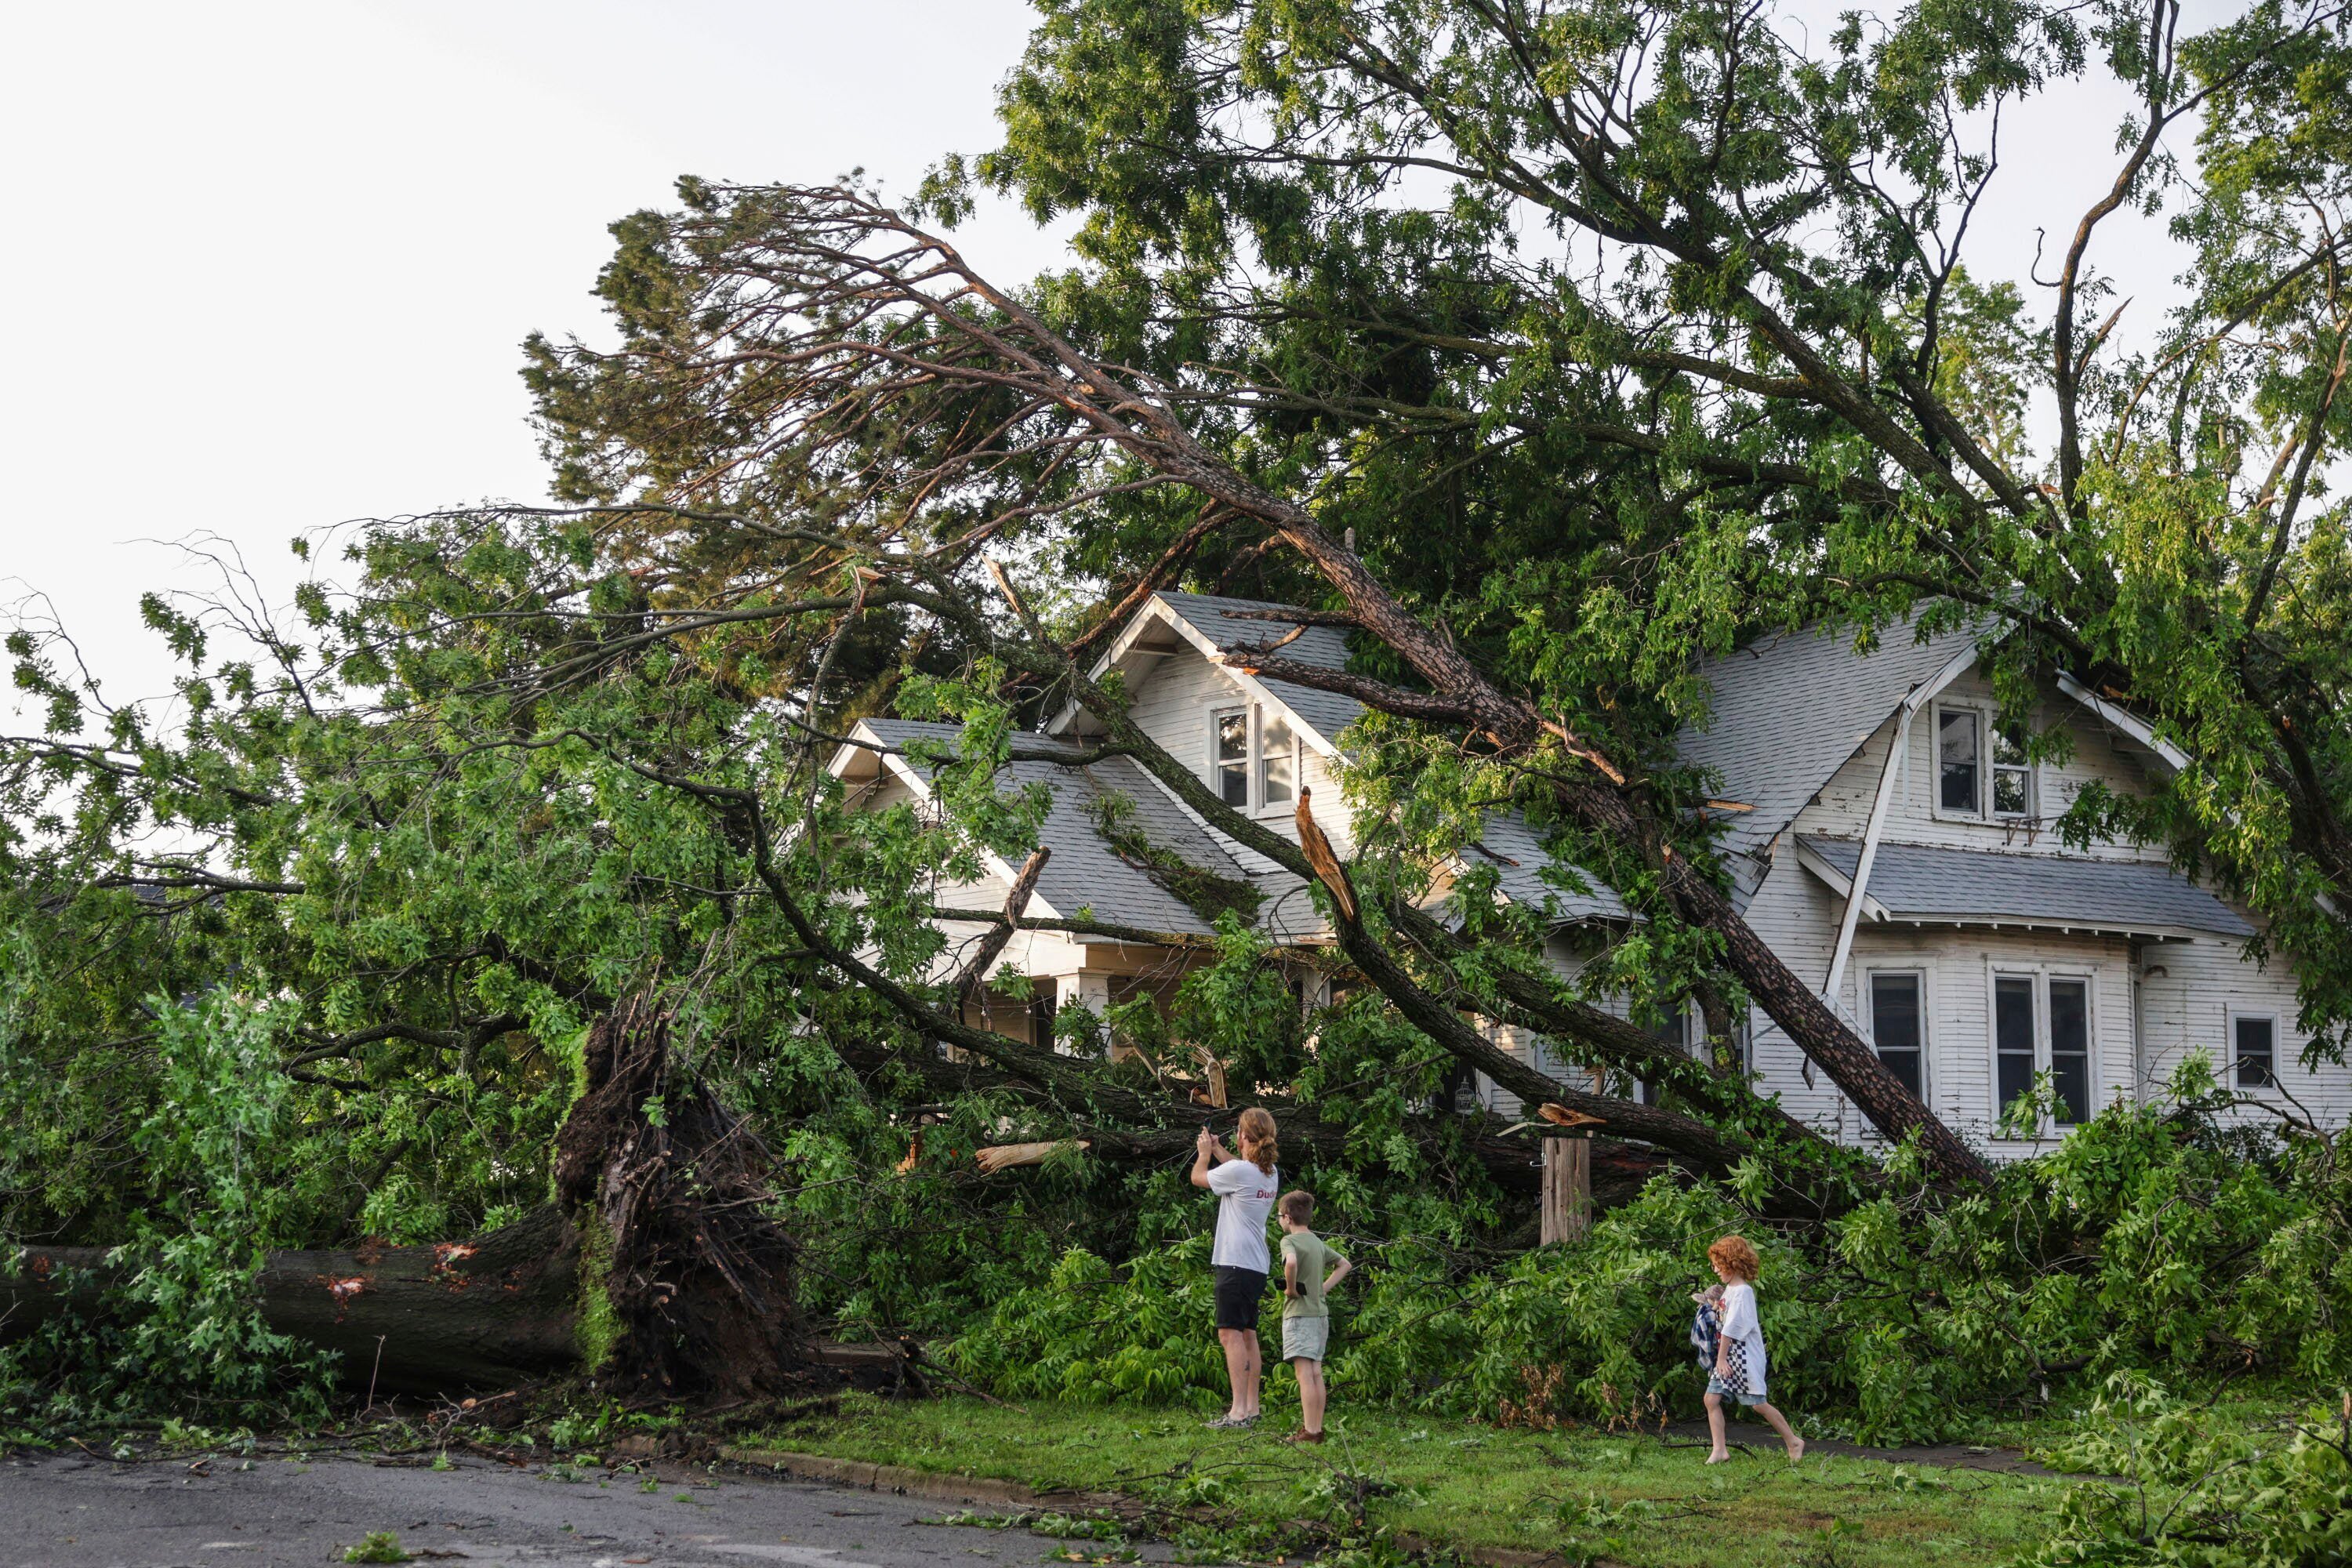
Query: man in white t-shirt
[{"left": 1190, "top": 1112, "right": 1279, "bottom": 1428}]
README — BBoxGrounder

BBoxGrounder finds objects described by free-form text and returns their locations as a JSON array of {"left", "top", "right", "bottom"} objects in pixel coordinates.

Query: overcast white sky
[{"left": 0, "top": 1, "right": 2209, "bottom": 723}]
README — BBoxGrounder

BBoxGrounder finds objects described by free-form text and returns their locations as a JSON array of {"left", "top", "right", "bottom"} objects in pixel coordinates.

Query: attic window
[
  {"left": 1936, "top": 707, "right": 1980, "bottom": 812},
  {"left": 1992, "top": 724, "right": 2033, "bottom": 818},
  {"left": 1210, "top": 704, "right": 1301, "bottom": 814},
  {"left": 1261, "top": 715, "right": 1298, "bottom": 807},
  {"left": 1213, "top": 708, "right": 1250, "bottom": 807}
]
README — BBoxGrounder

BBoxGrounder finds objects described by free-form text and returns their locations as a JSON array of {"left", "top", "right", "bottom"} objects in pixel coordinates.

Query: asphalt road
[{"left": 0, "top": 1450, "right": 1174, "bottom": 1568}]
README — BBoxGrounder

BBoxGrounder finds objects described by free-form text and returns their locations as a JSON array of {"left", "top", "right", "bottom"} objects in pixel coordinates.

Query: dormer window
[
  {"left": 1934, "top": 702, "right": 2034, "bottom": 820},
  {"left": 1213, "top": 708, "right": 1250, "bottom": 807},
  {"left": 1209, "top": 703, "right": 1302, "bottom": 814},
  {"left": 1936, "top": 707, "right": 1979, "bottom": 812},
  {"left": 1261, "top": 715, "right": 1297, "bottom": 807}
]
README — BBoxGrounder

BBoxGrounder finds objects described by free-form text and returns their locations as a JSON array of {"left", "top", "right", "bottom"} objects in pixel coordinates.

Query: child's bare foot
[
  {"left": 1786, "top": 1437, "right": 1806, "bottom": 1464},
  {"left": 1706, "top": 1450, "right": 1730, "bottom": 1465}
]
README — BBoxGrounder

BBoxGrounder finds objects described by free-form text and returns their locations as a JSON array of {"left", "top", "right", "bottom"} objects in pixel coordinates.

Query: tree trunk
[
  {"left": 2, "top": 1206, "right": 583, "bottom": 1396},
  {"left": 4, "top": 992, "right": 822, "bottom": 1401}
]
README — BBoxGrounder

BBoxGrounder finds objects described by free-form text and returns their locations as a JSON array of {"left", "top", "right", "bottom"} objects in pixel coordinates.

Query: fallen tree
[{"left": 2, "top": 995, "right": 822, "bottom": 1400}]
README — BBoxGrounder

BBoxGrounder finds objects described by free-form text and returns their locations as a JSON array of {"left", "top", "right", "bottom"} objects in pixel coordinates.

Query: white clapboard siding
[
  {"left": 1803, "top": 670, "right": 2164, "bottom": 858},
  {"left": 1120, "top": 637, "right": 1355, "bottom": 869}
]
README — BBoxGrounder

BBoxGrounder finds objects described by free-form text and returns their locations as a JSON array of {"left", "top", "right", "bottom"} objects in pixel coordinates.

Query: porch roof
[{"left": 1795, "top": 835, "right": 2255, "bottom": 942}]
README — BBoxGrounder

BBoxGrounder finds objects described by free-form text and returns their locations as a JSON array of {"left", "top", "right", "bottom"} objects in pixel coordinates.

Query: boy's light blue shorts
[
  {"left": 1706, "top": 1372, "right": 1766, "bottom": 1406},
  {"left": 1283, "top": 1316, "right": 1329, "bottom": 1362}
]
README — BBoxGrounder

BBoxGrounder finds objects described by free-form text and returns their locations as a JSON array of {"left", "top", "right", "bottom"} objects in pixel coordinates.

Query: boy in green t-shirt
[{"left": 1276, "top": 1190, "right": 1352, "bottom": 1444}]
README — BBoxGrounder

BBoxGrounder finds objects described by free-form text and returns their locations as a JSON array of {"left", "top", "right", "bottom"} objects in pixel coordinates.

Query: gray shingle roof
[
  {"left": 1465, "top": 811, "right": 1630, "bottom": 924},
  {"left": 1155, "top": 590, "right": 1367, "bottom": 746},
  {"left": 855, "top": 719, "right": 1252, "bottom": 938},
  {"left": 1797, "top": 835, "right": 2254, "bottom": 939},
  {"left": 1676, "top": 617, "right": 1984, "bottom": 892}
]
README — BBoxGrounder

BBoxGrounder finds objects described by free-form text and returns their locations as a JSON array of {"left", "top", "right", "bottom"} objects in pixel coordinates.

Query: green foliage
[
  {"left": 946, "top": 1075, "right": 2352, "bottom": 1445},
  {"left": 1085, "top": 791, "right": 1262, "bottom": 927},
  {"left": 9, "top": 0, "right": 2352, "bottom": 1446},
  {"left": 342, "top": 1531, "right": 412, "bottom": 1563},
  {"left": 109, "top": 996, "right": 338, "bottom": 1411},
  {"left": 2, "top": 994, "right": 335, "bottom": 1425},
  {"left": 2020, "top": 1376, "right": 2352, "bottom": 1566}
]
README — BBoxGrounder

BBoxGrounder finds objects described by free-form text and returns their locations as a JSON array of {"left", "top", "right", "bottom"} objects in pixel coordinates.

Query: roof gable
[
  {"left": 1060, "top": 590, "right": 1363, "bottom": 753},
  {"left": 838, "top": 718, "right": 1255, "bottom": 938},
  {"left": 1675, "top": 616, "right": 1987, "bottom": 877}
]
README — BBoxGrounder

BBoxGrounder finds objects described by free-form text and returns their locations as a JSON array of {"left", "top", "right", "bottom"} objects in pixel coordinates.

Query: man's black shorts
[{"left": 1212, "top": 1265, "right": 1268, "bottom": 1330}]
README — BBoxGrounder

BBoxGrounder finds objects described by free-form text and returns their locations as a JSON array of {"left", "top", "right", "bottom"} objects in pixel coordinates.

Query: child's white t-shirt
[
  {"left": 1207, "top": 1158, "right": 1279, "bottom": 1272},
  {"left": 1719, "top": 1281, "right": 1769, "bottom": 1396}
]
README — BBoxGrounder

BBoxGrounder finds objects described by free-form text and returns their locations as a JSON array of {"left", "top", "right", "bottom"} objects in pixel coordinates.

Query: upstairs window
[
  {"left": 1261, "top": 715, "right": 1298, "bottom": 807},
  {"left": 1937, "top": 707, "right": 1980, "bottom": 813},
  {"left": 1992, "top": 724, "right": 2034, "bottom": 818},
  {"left": 1210, "top": 704, "right": 1303, "bottom": 814},
  {"left": 1213, "top": 707, "right": 1250, "bottom": 808},
  {"left": 2233, "top": 1014, "right": 2277, "bottom": 1089},
  {"left": 1936, "top": 702, "right": 2036, "bottom": 820}
]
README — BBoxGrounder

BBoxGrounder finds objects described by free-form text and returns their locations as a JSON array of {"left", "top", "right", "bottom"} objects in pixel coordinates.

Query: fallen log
[
  {"left": 828, "top": 1033, "right": 1672, "bottom": 1200},
  {"left": 2, "top": 1205, "right": 582, "bottom": 1395},
  {"left": 3, "top": 990, "right": 823, "bottom": 1402}
]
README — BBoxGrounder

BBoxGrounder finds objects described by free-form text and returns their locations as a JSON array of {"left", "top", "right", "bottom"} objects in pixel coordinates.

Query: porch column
[{"left": 1052, "top": 971, "right": 1120, "bottom": 1058}]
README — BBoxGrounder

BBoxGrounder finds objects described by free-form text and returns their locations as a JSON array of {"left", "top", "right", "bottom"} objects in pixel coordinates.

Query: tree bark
[
  {"left": 4, "top": 993, "right": 822, "bottom": 1401},
  {"left": 2, "top": 1206, "right": 583, "bottom": 1396}
]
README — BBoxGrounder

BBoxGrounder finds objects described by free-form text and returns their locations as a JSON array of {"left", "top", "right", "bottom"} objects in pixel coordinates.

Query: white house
[{"left": 826, "top": 590, "right": 2343, "bottom": 1154}]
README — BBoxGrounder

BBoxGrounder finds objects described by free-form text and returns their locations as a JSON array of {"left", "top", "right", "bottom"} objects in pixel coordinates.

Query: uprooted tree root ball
[{"left": 554, "top": 992, "right": 818, "bottom": 1400}]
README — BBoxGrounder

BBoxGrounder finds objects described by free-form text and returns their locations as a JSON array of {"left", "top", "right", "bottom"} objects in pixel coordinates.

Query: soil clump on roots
[{"left": 554, "top": 991, "right": 820, "bottom": 1401}]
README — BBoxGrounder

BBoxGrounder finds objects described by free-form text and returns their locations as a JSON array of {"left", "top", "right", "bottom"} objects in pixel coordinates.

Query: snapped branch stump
[{"left": 1540, "top": 1136, "right": 1592, "bottom": 1245}]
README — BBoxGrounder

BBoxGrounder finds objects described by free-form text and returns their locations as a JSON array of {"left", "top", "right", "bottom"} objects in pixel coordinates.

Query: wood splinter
[{"left": 973, "top": 1138, "right": 1091, "bottom": 1174}]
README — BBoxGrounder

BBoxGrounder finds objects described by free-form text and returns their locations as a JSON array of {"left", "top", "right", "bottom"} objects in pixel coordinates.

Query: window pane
[
  {"left": 2049, "top": 979, "right": 2090, "bottom": 1124},
  {"left": 1870, "top": 975, "right": 1923, "bottom": 1098},
  {"left": 1993, "top": 767, "right": 2031, "bottom": 816},
  {"left": 1876, "top": 1049, "right": 1924, "bottom": 1098},
  {"left": 1214, "top": 710, "right": 1249, "bottom": 805},
  {"left": 2234, "top": 1016, "right": 2276, "bottom": 1088},
  {"left": 1261, "top": 717, "right": 1295, "bottom": 804},
  {"left": 1215, "top": 711, "right": 1248, "bottom": 762},
  {"left": 1994, "top": 975, "right": 2037, "bottom": 1119},
  {"left": 1993, "top": 724, "right": 2028, "bottom": 765},
  {"left": 1939, "top": 709, "right": 1980, "bottom": 812}
]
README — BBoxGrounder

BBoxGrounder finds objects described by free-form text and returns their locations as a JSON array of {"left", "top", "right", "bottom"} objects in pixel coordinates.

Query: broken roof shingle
[{"left": 1465, "top": 810, "right": 1630, "bottom": 924}]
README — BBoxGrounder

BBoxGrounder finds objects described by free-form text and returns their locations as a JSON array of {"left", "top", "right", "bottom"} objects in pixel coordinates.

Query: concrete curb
[{"left": 717, "top": 1447, "right": 1580, "bottom": 1567}]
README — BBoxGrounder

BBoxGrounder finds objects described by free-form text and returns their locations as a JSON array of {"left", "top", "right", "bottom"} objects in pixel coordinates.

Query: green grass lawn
[{"left": 748, "top": 1395, "right": 2072, "bottom": 1568}]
